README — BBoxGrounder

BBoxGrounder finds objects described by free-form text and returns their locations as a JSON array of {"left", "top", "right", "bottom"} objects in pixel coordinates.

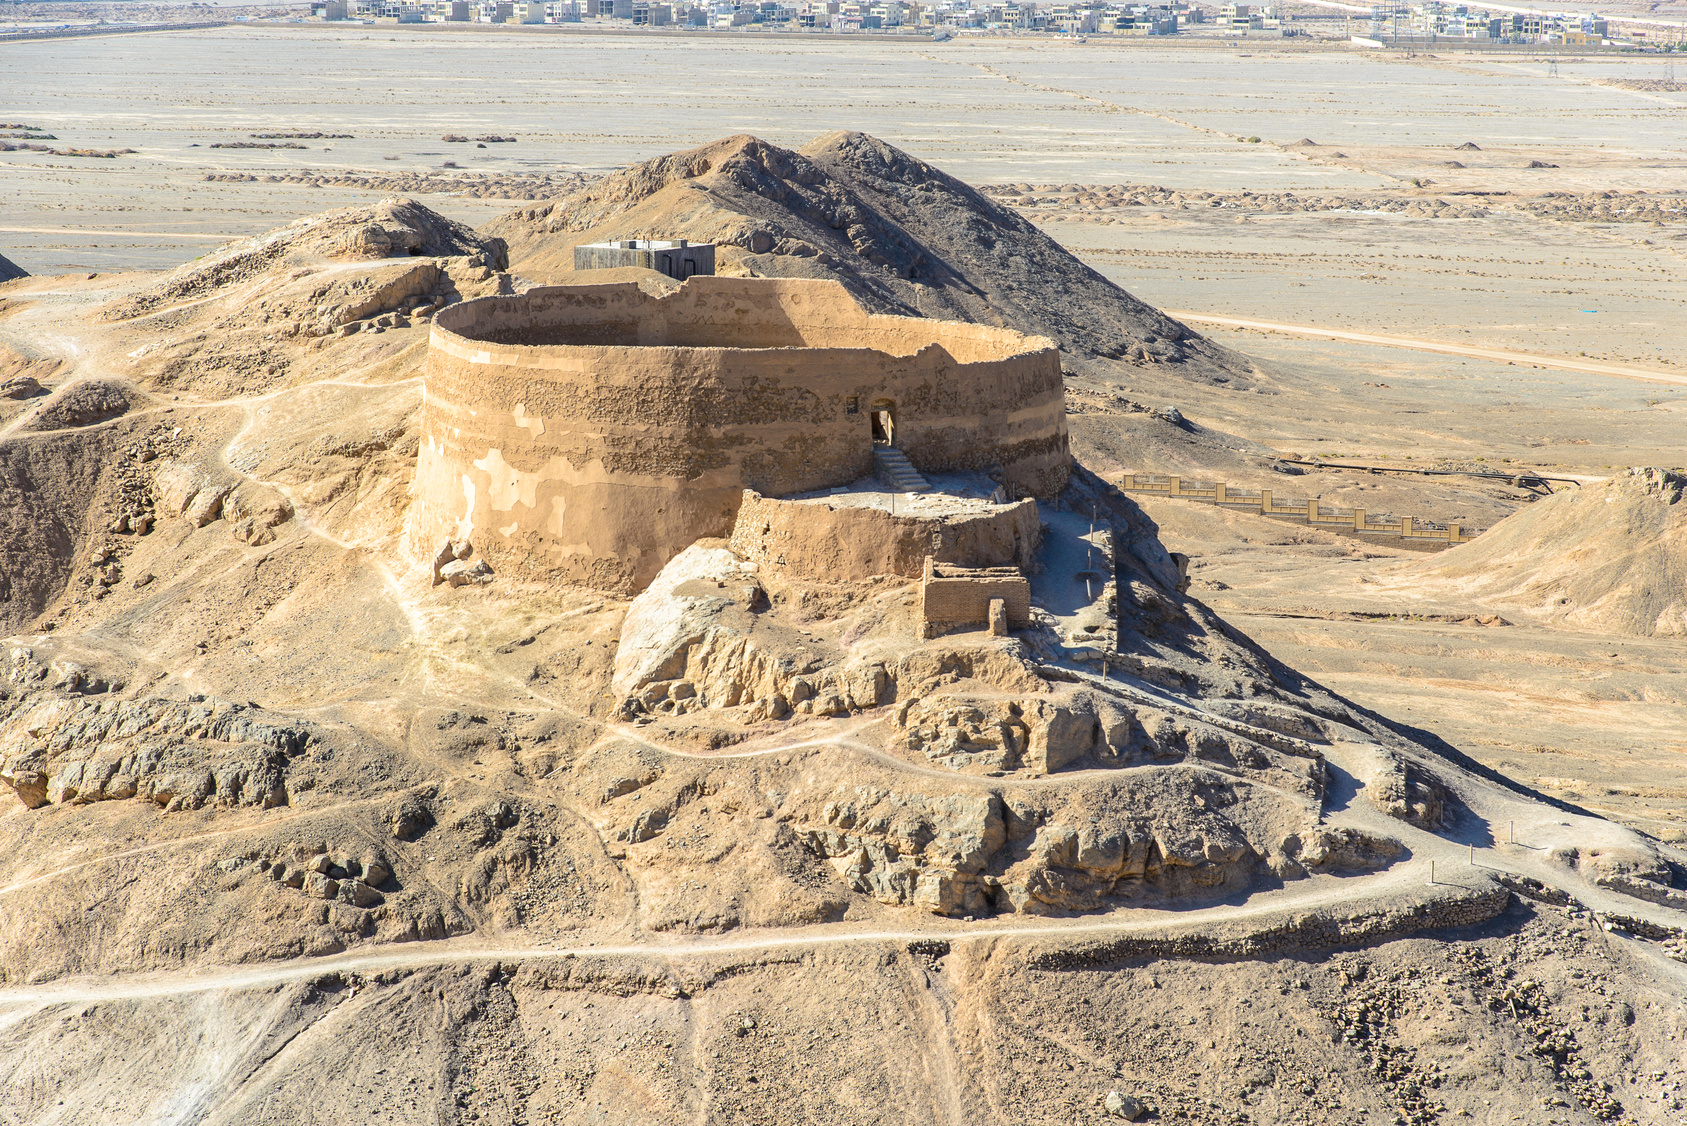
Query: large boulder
[{"left": 612, "top": 543, "right": 760, "bottom": 697}]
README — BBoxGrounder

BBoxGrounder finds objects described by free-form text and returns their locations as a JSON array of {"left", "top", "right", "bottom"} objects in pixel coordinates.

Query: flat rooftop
[
  {"left": 576, "top": 239, "right": 705, "bottom": 250},
  {"left": 782, "top": 471, "right": 1014, "bottom": 518}
]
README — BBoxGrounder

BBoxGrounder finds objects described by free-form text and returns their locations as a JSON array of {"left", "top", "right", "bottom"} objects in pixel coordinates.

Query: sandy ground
[
  {"left": 2, "top": 27, "right": 1684, "bottom": 270},
  {"left": 1132, "top": 495, "right": 1687, "bottom": 841}
]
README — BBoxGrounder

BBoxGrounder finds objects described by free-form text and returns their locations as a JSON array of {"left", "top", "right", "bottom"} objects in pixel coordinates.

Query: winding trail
[
  {"left": 2, "top": 740, "right": 1682, "bottom": 1011},
  {"left": 0, "top": 861, "right": 1456, "bottom": 1007}
]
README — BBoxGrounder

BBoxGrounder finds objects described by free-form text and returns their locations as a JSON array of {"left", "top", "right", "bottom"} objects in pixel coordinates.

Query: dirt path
[
  {"left": 1, "top": 742, "right": 1678, "bottom": 1010},
  {"left": 1166, "top": 311, "right": 1687, "bottom": 387},
  {"left": 0, "top": 862, "right": 1459, "bottom": 1007}
]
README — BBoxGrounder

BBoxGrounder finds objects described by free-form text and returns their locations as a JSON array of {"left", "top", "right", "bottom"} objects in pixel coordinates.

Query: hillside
[{"left": 1405, "top": 467, "right": 1687, "bottom": 637}]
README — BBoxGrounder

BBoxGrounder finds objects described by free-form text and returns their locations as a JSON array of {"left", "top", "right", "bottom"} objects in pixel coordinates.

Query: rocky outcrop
[
  {"left": 612, "top": 544, "right": 889, "bottom": 723},
  {"left": 894, "top": 694, "right": 1103, "bottom": 775},
  {"left": 0, "top": 682, "right": 312, "bottom": 812},
  {"left": 1367, "top": 754, "right": 1447, "bottom": 830},
  {"left": 151, "top": 461, "right": 294, "bottom": 544},
  {"left": 153, "top": 459, "right": 239, "bottom": 528},
  {"left": 1578, "top": 842, "right": 1687, "bottom": 910},
  {"left": 790, "top": 769, "right": 1358, "bottom": 917},
  {"left": 103, "top": 197, "right": 507, "bottom": 322},
  {"left": 612, "top": 543, "right": 768, "bottom": 698},
  {"left": 224, "top": 482, "right": 295, "bottom": 546},
  {"left": 0, "top": 345, "right": 58, "bottom": 400},
  {"left": 313, "top": 260, "right": 440, "bottom": 334},
  {"left": 234, "top": 845, "right": 395, "bottom": 910},
  {"left": 1289, "top": 826, "right": 1405, "bottom": 873},
  {"left": 0, "top": 252, "right": 26, "bottom": 283},
  {"left": 14, "top": 378, "right": 134, "bottom": 432},
  {"left": 803, "top": 788, "right": 1006, "bottom": 916}
]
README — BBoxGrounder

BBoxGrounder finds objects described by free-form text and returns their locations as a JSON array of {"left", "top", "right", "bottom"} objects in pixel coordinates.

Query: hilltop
[{"left": 486, "top": 131, "right": 1252, "bottom": 383}]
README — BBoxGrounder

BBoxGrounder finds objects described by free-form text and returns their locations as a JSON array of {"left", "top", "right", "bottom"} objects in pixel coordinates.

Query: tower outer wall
[{"left": 411, "top": 278, "right": 1068, "bottom": 593}]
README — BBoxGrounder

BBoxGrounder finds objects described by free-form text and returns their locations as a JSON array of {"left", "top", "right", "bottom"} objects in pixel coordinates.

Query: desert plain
[{"left": 0, "top": 19, "right": 1685, "bottom": 1126}]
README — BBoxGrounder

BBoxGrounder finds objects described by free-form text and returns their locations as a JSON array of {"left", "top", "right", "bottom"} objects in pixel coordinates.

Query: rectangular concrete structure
[{"left": 573, "top": 239, "right": 715, "bottom": 280}]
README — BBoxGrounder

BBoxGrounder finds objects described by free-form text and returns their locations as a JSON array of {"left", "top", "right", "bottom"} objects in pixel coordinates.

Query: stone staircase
[{"left": 873, "top": 446, "right": 932, "bottom": 493}]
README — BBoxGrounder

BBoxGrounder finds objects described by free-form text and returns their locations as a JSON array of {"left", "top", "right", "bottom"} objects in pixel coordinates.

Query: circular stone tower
[{"left": 410, "top": 276, "right": 1068, "bottom": 593}]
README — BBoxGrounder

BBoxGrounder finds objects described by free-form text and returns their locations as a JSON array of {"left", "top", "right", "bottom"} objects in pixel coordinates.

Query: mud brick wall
[
  {"left": 729, "top": 490, "right": 1039, "bottom": 582},
  {"left": 411, "top": 277, "right": 1068, "bottom": 592},
  {"left": 919, "top": 564, "right": 1032, "bottom": 628}
]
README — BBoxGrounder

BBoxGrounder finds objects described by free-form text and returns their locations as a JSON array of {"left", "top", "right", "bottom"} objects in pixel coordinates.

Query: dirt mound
[
  {"left": 104, "top": 196, "right": 508, "bottom": 323},
  {"left": 1454, "top": 141, "right": 1482, "bottom": 151},
  {"left": 0, "top": 429, "right": 117, "bottom": 634},
  {"left": 15, "top": 378, "right": 138, "bottom": 432},
  {"left": 485, "top": 132, "right": 1247, "bottom": 378},
  {"left": 1284, "top": 138, "right": 1321, "bottom": 148},
  {"left": 0, "top": 252, "right": 26, "bottom": 283},
  {"left": 1409, "top": 467, "right": 1687, "bottom": 636}
]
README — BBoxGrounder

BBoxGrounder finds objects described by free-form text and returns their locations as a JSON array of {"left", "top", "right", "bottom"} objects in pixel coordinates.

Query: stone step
[{"left": 873, "top": 447, "right": 932, "bottom": 493}]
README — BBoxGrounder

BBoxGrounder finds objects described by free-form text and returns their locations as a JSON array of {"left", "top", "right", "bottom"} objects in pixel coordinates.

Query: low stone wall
[
  {"left": 411, "top": 276, "right": 1067, "bottom": 592},
  {"left": 727, "top": 490, "right": 1039, "bottom": 581},
  {"left": 920, "top": 559, "right": 1033, "bottom": 632}
]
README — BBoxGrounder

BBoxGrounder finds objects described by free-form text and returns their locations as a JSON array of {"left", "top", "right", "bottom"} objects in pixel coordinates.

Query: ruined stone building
[{"left": 409, "top": 276, "right": 1069, "bottom": 594}]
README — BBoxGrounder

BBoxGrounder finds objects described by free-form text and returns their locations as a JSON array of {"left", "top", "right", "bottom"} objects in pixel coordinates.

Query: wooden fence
[{"left": 1118, "top": 473, "right": 1479, "bottom": 547}]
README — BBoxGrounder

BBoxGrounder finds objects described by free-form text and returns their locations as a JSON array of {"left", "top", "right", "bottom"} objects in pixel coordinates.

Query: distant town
[{"left": 309, "top": 0, "right": 1686, "bottom": 48}]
